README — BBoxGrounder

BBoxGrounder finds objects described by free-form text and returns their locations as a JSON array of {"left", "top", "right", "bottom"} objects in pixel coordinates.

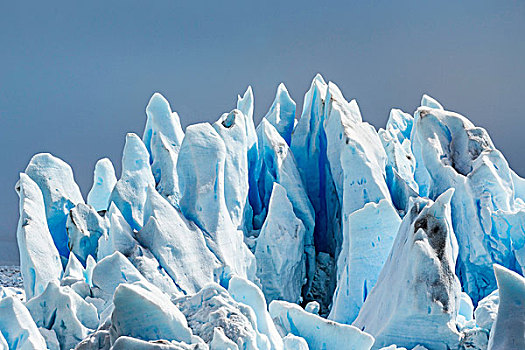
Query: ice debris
[{"left": 269, "top": 300, "right": 374, "bottom": 350}]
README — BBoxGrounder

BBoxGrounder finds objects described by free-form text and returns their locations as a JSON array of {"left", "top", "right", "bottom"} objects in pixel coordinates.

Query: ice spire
[
  {"left": 487, "top": 264, "right": 525, "bottom": 350},
  {"left": 25, "top": 153, "right": 84, "bottom": 258},
  {"left": 237, "top": 86, "right": 261, "bottom": 225},
  {"left": 353, "top": 189, "right": 461, "bottom": 349},
  {"left": 143, "top": 93, "right": 185, "bottom": 206},
  {"left": 15, "top": 173, "right": 62, "bottom": 299},
  {"left": 213, "top": 109, "right": 250, "bottom": 231},
  {"left": 87, "top": 158, "right": 117, "bottom": 212},
  {"left": 263, "top": 83, "right": 296, "bottom": 145},
  {"left": 177, "top": 123, "right": 256, "bottom": 279},
  {"left": 109, "top": 133, "right": 155, "bottom": 231},
  {"left": 421, "top": 93, "right": 444, "bottom": 110}
]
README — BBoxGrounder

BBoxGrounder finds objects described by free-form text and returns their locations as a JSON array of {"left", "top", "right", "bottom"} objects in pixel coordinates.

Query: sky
[{"left": 1, "top": 1, "right": 524, "bottom": 264}]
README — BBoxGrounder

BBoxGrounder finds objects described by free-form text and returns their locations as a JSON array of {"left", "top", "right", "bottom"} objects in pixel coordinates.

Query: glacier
[{"left": 2, "top": 75, "right": 525, "bottom": 350}]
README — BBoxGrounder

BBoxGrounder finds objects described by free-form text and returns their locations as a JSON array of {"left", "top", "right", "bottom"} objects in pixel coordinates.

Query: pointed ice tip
[
  {"left": 237, "top": 86, "right": 254, "bottom": 120},
  {"left": 493, "top": 264, "right": 525, "bottom": 296},
  {"left": 146, "top": 92, "right": 171, "bottom": 112},
  {"left": 258, "top": 117, "right": 271, "bottom": 129},
  {"left": 326, "top": 81, "right": 345, "bottom": 101},
  {"left": 148, "top": 92, "right": 168, "bottom": 104},
  {"left": 16, "top": 172, "right": 35, "bottom": 195},
  {"left": 122, "top": 133, "right": 150, "bottom": 171},
  {"left": 313, "top": 73, "right": 326, "bottom": 85},
  {"left": 421, "top": 94, "right": 444, "bottom": 110},
  {"left": 428, "top": 188, "right": 454, "bottom": 219},
  {"left": 28, "top": 153, "right": 67, "bottom": 169},
  {"left": 125, "top": 132, "right": 141, "bottom": 143},
  {"left": 94, "top": 158, "right": 115, "bottom": 176},
  {"left": 64, "top": 252, "right": 83, "bottom": 277},
  {"left": 436, "top": 188, "right": 455, "bottom": 205},
  {"left": 238, "top": 86, "right": 253, "bottom": 102},
  {"left": 275, "top": 83, "right": 294, "bottom": 104}
]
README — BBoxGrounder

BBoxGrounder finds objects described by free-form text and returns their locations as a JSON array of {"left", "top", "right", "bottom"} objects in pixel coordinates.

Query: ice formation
[
  {"left": 2, "top": 76, "right": 525, "bottom": 350},
  {"left": 15, "top": 173, "right": 63, "bottom": 300},
  {"left": 486, "top": 265, "right": 525, "bottom": 350},
  {"left": 87, "top": 158, "right": 117, "bottom": 212},
  {"left": 353, "top": 190, "right": 462, "bottom": 349},
  {"left": 0, "top": 296, "right": 47, "bottom": 349},
  {"left": 24, "top": 153, "right": 84, "bottom": 258},
  {"left": 269, "top": 300, "right": 374, "bottom": 350}
]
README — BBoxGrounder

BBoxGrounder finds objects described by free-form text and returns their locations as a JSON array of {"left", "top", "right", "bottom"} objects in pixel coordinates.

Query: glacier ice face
[
  {"left": 353, "top": 190, "right": 461, "bottom": 350},
  {"left": 97, "top": 203, "right": 136, "bottom": 260},
  {"left": 329, "top": 199, "right": 401, "bottom": 324},
  {"left": 323, "top": 82, "right": 391, "bottom": 214},
  {"left": 92, "top": 251, "right": 148, "bottom": 301},
  {"left": 212, "top": 110, "right": 250, "bottom": 231},
  {"left": 26, "top": 280, "right": 99, "bottom": 350},
  {"left": 0, "top": 296, "right": 48, "bottom": 350},
  {"left": 143, "top": 93, "right": 185, "bottom": 158},
  {"left": 282, "top": 334, "right": 309, "bottom": 350},
  {"left": 263, "top": 83, "right": 296, "bottom": 146},
  {"left": 25, "top": 153, "right": 84, "bottom": 258},
  {"left": 474, "top": 289, "right": 499, "bottom": 330},
  {"left": 74, "top": 330, "right": 111, "bottom": 350},
  {"left": 256, "top": 119, "right": 315, "bottom": 294},
  {"left": 109, "top": 133, "right": 156, "bottom": 231},
  {"left": 0, "top": 332, "right": 7, "bottom": 349},
  {"left": 457, "top": 292, "right": 474, "bottom": 324},
  {"left": 486, "top": 264, "right": 525, "bottom": 350},
  {"left": 66, "top": 203, "right": 108, "bottom": 266},
  {"left": 228, "top": 276, "right": 283, "bottom": 350},
  {"left": 97, "top": 203, "right": 180, "bottom": 297},
  {"left": 291, "top": 75, "right": 340, "bottom": 256},
  {"left": 111, "top": 282, "right": 193, "bottom": 344},
  {"left": 177, "top": 123, "right": 231, "bottom": 235},
  {"left": 379, "top": 109, "right": 418, "bottom": 213},
  {"left": 138, "top": 186, "right": 220, "bottom": 295},
  {"left": 39, "top": 327, "right": 60, "bottom": 350},
  {"left": 290, "top": 75, "right": 341, "bottom": 309},
  {"left": 269, "top": 300, "right": 374, "bottom": 350},
  {"left": 236, "top": 86, "right": 261, "bottom": 231},
  {"left": 411, "top": 102, "right": 525, "bottom": 302},
  {"left": 211, "top": 327, "right": 239, "bottom": 350},
  {"left": 87, "top": 158, "right": 117, "bottom": 212},
  {"left": 0, "top": 286, "right": 25, "bottom": 303},
  {"left": 62, "top": 252, "right": 86, "bottom": 286},
  {"left": 322, "top": 81, "right": 402, "bottom": 323},
  {"left": 15, "top": 173, "right": 63, "bottom": 300},
  {"left": 254, "top": 183, "right": 305, "bottom": 303},
  {"left": 143, "top": 93, "right": 185, "bottom": 207},
  {"left": 177, "top": 123, "right": 255, "bottom": 280}
]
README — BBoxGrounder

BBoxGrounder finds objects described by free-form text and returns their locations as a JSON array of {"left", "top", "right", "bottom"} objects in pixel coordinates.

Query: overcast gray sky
[{"left": 1, "top": 1, "right": 524, "bottom": 264}]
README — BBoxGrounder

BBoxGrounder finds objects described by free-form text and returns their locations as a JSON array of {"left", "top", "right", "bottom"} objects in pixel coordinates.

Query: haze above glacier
[{"left": 1, "top": 1, "right": 525, "bottom": 264}]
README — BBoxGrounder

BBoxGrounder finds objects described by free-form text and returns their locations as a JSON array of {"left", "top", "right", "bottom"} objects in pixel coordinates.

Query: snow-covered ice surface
[{"left": 2, "top": 76, "right": 525, "bottom": 350}]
